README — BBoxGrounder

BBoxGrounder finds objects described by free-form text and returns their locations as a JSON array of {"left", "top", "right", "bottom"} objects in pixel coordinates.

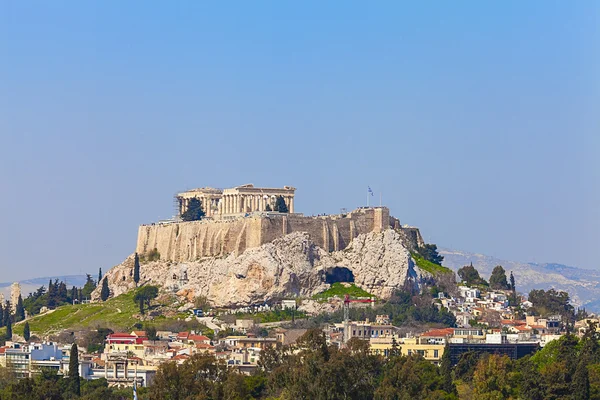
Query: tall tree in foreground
[
  {"left": 440, "top": 342, "right": 455, "bottom": 394},
  {"left": 100, "top": 278, "right": 110, "bottom": 301},
  {"left": 181, "top": 198, "right": 205, "bottom": 221},
  {"left": 274, "top": 196, "right": 289, "bottom": 213},
  {"left": 69, "top": 343, "right": 80, "bottom": 396},
  {"left": 23, "top": 321, "right": 30, "bottom": 341},
  {"left": 573, "top": 358, "right": 590, "bottom": 400},
  {"left": 133, "top": 252, "right": 140, "bottom": 287}
]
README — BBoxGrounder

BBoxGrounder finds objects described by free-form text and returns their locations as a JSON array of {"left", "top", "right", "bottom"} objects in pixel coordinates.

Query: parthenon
[{"left": 176, "top": 184, "right": 296, "bottom": 218}]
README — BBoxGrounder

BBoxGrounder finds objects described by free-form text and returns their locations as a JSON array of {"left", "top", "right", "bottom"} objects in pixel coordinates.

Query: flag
[
  {"left": 133, "top": 380, "right": 138, "bottom": 400},
  {"left": 368, "top": 186, "right": 374, "bottom": 196}
]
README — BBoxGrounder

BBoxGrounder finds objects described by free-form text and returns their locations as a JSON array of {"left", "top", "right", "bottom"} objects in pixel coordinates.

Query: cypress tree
[
  {"left": 100, "top": 278, "right": 110, "bottom": 301},
  {"left": 573, "top": 358, "right": 590, "bottom": 400},
  {"left": 440, "top": 342, "right": 455, "bottom": 394},
  {"left": 510, "top": 271, "right": 516, "bottom": 292},
  {"left": 69, "top": 343, "right": 81, "bottom": 396},
  {"left": 181, "top": 198, "right": 205, "bottom": 221},
  {"left": 23, "top": 322, "right": 30, "bottom": 341},
  {"left": 15, "top": 294, "right": 25, "bottom": 322},
  {"left": 5, "top": 317, "right": 12, "bottom": 341},
  {"left": 134, "top": 253, "right": 140, "bottom": 287},
  {"left": 0, "top": 303, "right": 4, "bottom": 328},
  {"left": 98, "top": 267, "right": 102, "bottom": 285}
]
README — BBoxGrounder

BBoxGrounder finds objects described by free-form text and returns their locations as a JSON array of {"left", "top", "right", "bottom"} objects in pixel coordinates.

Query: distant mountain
[
  {"left": 0, "top": 275, "right": 87, "bottom": 300},
  {"left": 440, "top": 248, "right": 600, "bottom": 312}
]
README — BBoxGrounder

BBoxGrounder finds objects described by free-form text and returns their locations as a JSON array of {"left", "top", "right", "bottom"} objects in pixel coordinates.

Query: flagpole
[{"left": 366, "top": 188, "right": 369, "bottom": 207}]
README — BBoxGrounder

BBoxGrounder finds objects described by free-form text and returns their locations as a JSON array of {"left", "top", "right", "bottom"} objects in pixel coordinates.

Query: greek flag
[
  {"left": 368, "top": 186, "right": 374, "bottom": 196},
  {"left": 133, "top": 380, "right": 138, "bottom": 400}
]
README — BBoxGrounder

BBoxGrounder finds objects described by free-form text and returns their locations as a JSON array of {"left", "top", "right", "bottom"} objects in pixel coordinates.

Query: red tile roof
[
  {"left": 420, "top": 328, "right": 454, "bottom": 337},
  {"left": 189, "top": 335, "right": 211, "bottom": 342}
]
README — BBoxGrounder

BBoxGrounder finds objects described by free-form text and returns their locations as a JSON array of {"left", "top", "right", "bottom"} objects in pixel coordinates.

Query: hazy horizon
[{"left": 1, "top": 2, "right": 598, "bottom": 281}]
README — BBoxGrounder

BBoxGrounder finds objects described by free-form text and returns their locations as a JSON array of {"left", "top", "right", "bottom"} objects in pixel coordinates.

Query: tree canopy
[
  {"left": 489, "top": 265, "right": 509, "bottom": 290},
  {"left": 457, "top": 264, "right": 488, "bottom": 286},
  {"left": 417, "top": 243, "right": 444, "bottom": 265},
  {"left": 181, "top": 198, "right": 205, "bottom": 221}
]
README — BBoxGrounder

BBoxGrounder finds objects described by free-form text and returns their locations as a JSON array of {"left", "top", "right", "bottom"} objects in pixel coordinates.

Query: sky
[{"left": 0, "top": 2, "right": 598, "bottom": 282}]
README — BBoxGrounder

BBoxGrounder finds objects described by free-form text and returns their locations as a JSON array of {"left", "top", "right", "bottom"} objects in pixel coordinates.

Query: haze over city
[{"left": 1, "top": 2, "right": 598, "bottom": 282}]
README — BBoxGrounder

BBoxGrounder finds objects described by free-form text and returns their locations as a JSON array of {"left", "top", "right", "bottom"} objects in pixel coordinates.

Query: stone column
[
  {"left": 226, "top": 195, "right": 231, "bottom": 214},
  {"left": 289, "top": 197, "right": 294, "bottom": 213}
]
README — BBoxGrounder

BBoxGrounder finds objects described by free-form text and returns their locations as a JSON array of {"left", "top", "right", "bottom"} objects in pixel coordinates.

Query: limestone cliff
[{"left": 94, "top": 229, "right": 422, "bottom": 307}]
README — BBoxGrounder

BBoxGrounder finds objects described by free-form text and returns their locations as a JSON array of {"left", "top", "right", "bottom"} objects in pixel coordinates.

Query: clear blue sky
[{"left": 1, "top": 2, "right": 598, "bottom": 282}]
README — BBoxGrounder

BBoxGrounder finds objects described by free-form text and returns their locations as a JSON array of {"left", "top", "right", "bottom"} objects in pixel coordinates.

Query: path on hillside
[{"left": 196, "top": 316, "right": 221, "bottom": 331}]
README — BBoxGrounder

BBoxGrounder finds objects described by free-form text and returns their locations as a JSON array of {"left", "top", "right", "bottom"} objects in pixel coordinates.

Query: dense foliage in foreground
[{"left": 4, "top": 327, "right": 600, "bottom": 399}]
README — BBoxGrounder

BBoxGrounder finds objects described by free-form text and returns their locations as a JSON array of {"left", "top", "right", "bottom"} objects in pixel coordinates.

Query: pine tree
[
  {"left": 274, "top": 196, "right": 289, "bottom": 213},
  {"left": 98, "top": 268, "right": 102, "bottom": 285},
  {"left": 101, "top": 278, "right": 110, "bottom": 301},
  {"left": 489, "top": 265, "right": 509, "bottom": 290},
  {"left": 70, "top": 286, "right": 78, "bottom": 303},
  {"left": 47, "top": 279, "right": 56, "bottom": 307},
  {"left": 69, "top": 343, "right": 81, "bottom": 396},
  {"left": 390, "top": 336, "right": 400, "bottom": 358},
  {"left": 15, "top": 294, "right": 25, "bottom": 322},
  {"left": 134, "top": 253, "right": 141, "bottom": 287},
  {"left": 23, "top": 322, "right": 30, "bottom": 341},
  {"left": 0, "top": 303, "right": 4, "bottom": 328},
  {"left": 440, "top": 343, "right": 455, "bottom": 394}
]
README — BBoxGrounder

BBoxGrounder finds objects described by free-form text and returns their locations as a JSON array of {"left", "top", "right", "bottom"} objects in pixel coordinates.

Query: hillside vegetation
[
  {"left": 312, "top": 282, "right": 374, "bottom": 301},
  {"left": 3, "top": 291, "right": 186, "bottom": 338},
  {"left": 411, "top": 252, "right": 453, "bottom": 275}
]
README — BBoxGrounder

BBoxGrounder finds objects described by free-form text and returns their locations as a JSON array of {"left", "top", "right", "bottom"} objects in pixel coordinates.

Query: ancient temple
[{"left": 176, "top": 184, "right": 296, "bottom": 218}]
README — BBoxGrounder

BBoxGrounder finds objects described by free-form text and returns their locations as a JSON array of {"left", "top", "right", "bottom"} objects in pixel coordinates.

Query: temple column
[
  {"left": 227, "top": 195, "right": 231, "bottom": 214},
  {"left": 289, "top": 197, "right": 294, "bottom": 213},
  {"left": 224, "top": 196, "right": 228, "bottom": 215}
]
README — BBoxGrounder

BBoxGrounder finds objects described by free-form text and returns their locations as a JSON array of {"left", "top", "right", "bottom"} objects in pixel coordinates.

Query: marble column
[{"left": 289, "top": 197, "right": 294, "bottom": 213}]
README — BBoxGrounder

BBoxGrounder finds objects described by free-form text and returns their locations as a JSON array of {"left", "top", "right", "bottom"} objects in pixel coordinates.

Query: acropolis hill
[
  {"left": 98, "top": 184, "right": 430, "bottom": 307},
  {"left": 136, "top": 184, "right": 425, "bottom": 261}
]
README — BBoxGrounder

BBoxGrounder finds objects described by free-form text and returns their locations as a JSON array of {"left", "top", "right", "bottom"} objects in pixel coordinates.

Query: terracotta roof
[
  {"left": 189, "top": 335, "right": 210, "bottom": 342},
  {"left": 172, "top": 354, "right": 190, "bottom": 360},
  {"left": 420, "top": 328, "right": 454, "bottom": 337},
  {"left": 177, "top": 332, "right": 190, "bottom": 339},
  {"left": 109, "top": 333, "right": 135, "bottom": 338},
  {"left": 530, "top": 325, "right": 546, "bottom": 329},
  {"left": 132, "top": 331, "right": 147, "bottom": 337},
  {"left": 196, "top": 343, "right": 215, "bottom": 349}
]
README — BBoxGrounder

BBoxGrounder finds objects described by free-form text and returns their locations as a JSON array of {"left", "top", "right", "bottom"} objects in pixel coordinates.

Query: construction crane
[{"left": 343, "top": 294, "right": 375, "bottom": 343}]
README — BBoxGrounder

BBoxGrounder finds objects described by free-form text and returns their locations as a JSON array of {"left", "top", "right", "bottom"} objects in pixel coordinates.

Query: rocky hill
[
  {"left": 440, "top": 248, "right": 600, "bottom": 311},
  {"left": 94, "top": 229, "right": 425, "bottom": 307}
]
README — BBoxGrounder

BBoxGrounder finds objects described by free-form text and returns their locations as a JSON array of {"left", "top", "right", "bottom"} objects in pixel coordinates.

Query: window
[{"left": 434, "top": 350, "right": 439, "bottom": 358}]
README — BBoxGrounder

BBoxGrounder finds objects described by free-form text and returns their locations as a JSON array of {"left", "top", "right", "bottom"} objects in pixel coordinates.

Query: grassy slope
[
  {"left": 411, "top": 252, "right": 453, "bottom": 275},
  {"left": 3, "top": 291, "right": 185, "bottom": 338},
  {"left": 312, "top": 282, "right": 374, "bottom": 301}
]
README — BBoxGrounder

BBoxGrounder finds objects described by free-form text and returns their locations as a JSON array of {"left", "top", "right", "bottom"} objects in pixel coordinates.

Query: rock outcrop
[{"left": 94, "top": 229, "right": 421, "bottom": 307}]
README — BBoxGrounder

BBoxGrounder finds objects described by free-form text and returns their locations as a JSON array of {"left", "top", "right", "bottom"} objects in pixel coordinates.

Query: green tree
[
  {"left": 100, "top": 277, "right": 110, "bottom": 301},
  {"left": 98, "top": 268, "right": 102, "bottom": 285},
  {"left": 181, "top": 198, "right": 205, "bottom": 221},
  {"left": 5, "top": 316, "right": 12, "bottom": 340},
  {"left": 133, "top": 285, "right": 159, "bottom": 315},
  {"left": 509, "top": 271, "right": 516, "bottom": 291},
  {"left": 81, "top": 274, "right": 96, "bottom": 300},
  {"left": 0, "top": 303, "right": 3, "bottom": 328},
  {"left": 274, "top": 195, "right": 289, "bottom": 213},
  {"left": 573, "top": 358, "right": 590, "bottom": 400},
  {"left": 133, "top": 252, "right": 140, "bottom": 287},
  {"left": 457, "top": 263, "right": 487, "bottom": 286},
  {"left": 489, "top": 265, "right": 509, "bottom": 290},
  {"left": 439, "top": 343, "right": 455, "bottom": 394},
  {"left": 15, "top": 294, "right": 25, "bottom": 322},
  {"left": 265, "top": 203, "right": 272, "bottom": 212},
  {"left": 472, "top": 354, "right": 513, "bottom": 399},
  {"left": 417, "top": 243, "right": 444, "bottom": 265},
  {"left": 23, "top": 321, "right": 30, "bottom": 341},
  {"left": 146, "top": 325, "right": 158, "bottom": 341},
  {"left": 69, "top": 343, "right": 81, "bottom": 396}
]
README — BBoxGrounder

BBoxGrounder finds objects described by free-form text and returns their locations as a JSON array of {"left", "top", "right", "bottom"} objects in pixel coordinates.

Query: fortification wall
[{"left": 136, "top": 207, "right": 412, "bottom": 262}]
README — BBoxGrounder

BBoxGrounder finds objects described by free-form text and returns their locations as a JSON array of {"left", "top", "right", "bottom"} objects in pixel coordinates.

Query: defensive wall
[{"left": 136, "top": 207, "right": 424, "bottom": 262}]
